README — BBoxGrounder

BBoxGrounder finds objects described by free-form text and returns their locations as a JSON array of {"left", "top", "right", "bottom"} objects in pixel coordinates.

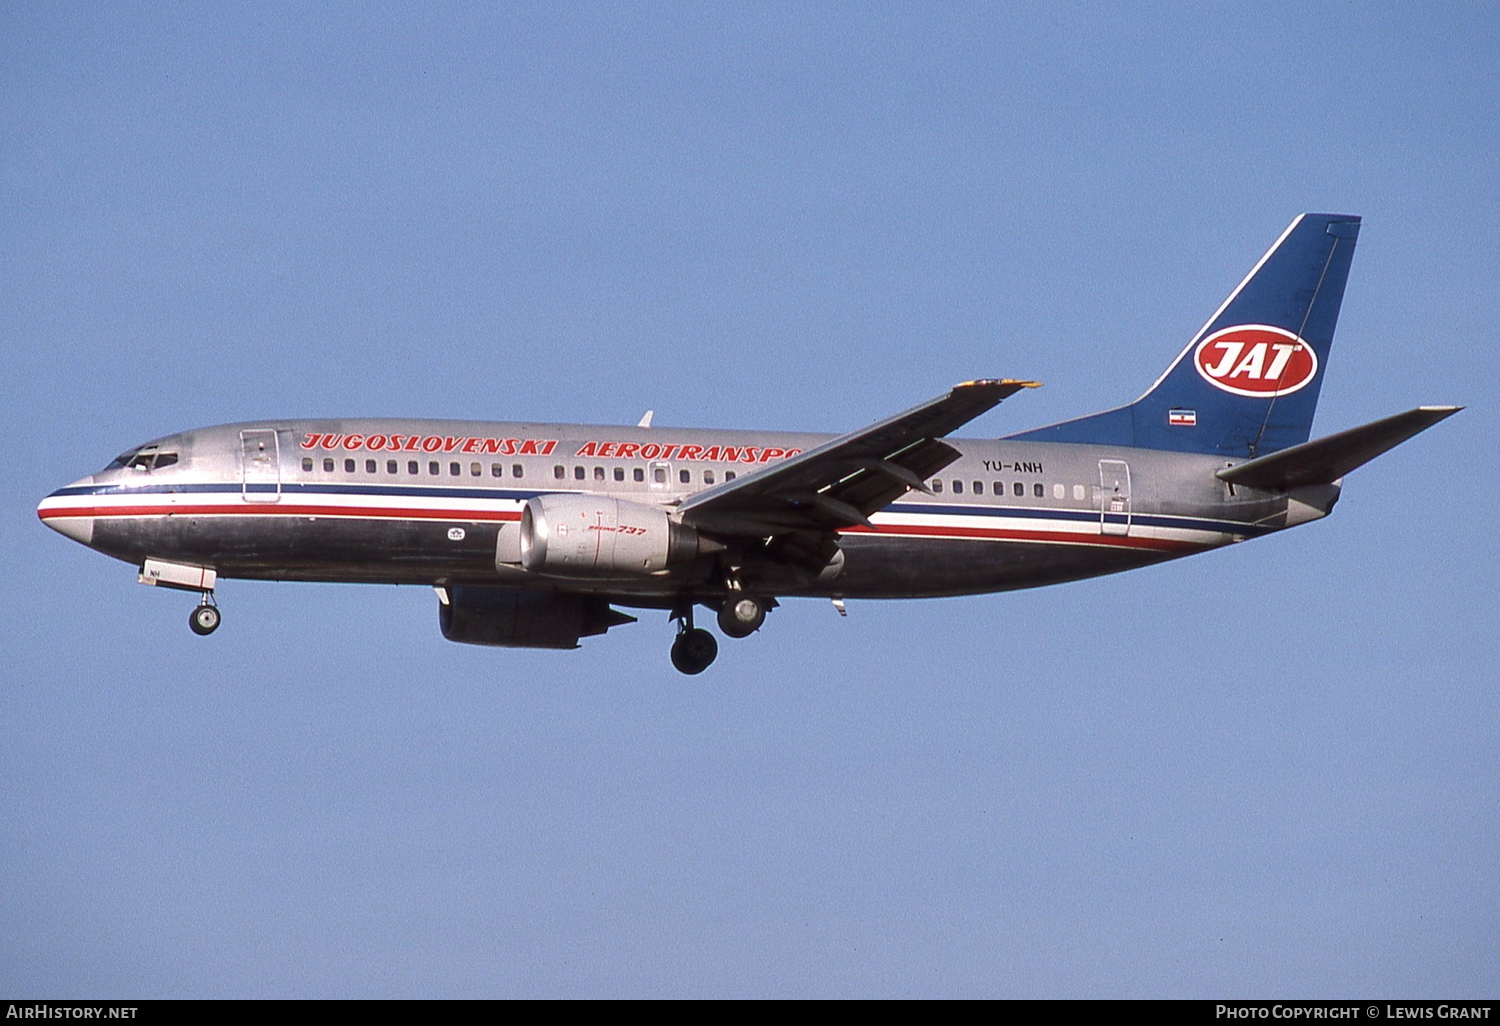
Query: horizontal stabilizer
[{"left": 1216, "top": 406, "right": 1461, "bottom": 491}]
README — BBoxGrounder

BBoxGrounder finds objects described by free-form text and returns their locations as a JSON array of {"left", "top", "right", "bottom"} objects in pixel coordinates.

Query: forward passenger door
[{"left": 240, "top": 429, "right": 281, "bottom": 503}]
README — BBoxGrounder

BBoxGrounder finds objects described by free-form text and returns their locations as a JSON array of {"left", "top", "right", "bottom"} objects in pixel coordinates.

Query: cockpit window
[
  {"left": 106, "top": 448, "right": 145, "bottom": 470},
  {"left": 105, "top": 447, "right": 178, "bottom": 472}
]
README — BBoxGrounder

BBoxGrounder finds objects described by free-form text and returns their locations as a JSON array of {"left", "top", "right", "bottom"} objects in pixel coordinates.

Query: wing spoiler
[{"left": 1216, "top": 406, "right": 1461, "bottom": 492}]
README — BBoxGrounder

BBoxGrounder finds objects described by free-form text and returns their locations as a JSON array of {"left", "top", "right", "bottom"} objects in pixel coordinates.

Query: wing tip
[{"left": 956, "top": 378, "right": 1042, "bottom": 390}]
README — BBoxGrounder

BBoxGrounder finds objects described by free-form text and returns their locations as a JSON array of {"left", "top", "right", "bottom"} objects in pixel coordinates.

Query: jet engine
[
  {"left": 439, "top": 586, "right": 635, "bottom": 649},
  {"left": 519, "top": 494, "right": 717, "bottom": 576}
]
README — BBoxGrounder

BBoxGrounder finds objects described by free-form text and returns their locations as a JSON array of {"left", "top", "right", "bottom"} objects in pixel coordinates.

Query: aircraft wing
[{"left": 677, "top": 379, "right": 1038, "bottom": 537}]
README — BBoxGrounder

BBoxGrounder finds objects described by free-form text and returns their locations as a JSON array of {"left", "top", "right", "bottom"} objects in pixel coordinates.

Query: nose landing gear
[{"left": 189, "top": 594, "right": 221, "bottom": 636}]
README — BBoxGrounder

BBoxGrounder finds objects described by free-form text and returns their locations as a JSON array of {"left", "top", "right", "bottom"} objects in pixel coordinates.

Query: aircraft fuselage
[{"left": 39, "top": 417, "right": 1303, "bottom": 604}]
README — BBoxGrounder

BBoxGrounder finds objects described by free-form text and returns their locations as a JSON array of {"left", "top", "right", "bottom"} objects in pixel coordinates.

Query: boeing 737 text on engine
[{"left": 38, "top": 215, "right": 1459, "bottom": 673}]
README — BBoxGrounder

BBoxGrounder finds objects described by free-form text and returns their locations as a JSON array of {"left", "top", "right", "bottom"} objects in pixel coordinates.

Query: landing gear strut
[
  {"left": 189, "top": 594, "right": 220, "bottom": 636},
  {"left": 670, "top": 606, "right": 717, "bottom": 674}
]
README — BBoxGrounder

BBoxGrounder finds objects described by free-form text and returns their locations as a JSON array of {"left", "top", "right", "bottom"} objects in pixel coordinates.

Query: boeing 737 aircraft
[{"left": 38, "top": 214, "right": 1458, "bottom": 673}]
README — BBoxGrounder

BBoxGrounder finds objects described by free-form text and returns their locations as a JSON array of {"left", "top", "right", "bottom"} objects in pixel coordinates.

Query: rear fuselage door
[
  {"left": 240, "top": 429, "right": 281, "bottom": 503},
  {"left": 1098, "top": 459, "right": 1131, "bottom": 536}
]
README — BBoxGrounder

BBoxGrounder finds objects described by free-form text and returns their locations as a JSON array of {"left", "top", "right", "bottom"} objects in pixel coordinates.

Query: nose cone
[{"left": 38, "top": 476, "right": 97, "bottom": 547}]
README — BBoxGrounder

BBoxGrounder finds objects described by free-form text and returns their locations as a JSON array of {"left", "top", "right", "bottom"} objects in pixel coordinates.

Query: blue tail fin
[{"left": 1007, "top": 213, "right": 1361, "bottom": 457}]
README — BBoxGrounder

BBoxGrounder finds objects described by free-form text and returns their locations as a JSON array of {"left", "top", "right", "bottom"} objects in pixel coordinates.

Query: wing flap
[{"left": 680, "top": 379, "right": 1037, "bottom": 535}]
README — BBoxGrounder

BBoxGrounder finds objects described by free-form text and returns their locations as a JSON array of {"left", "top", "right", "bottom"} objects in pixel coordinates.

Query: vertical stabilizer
[{"left": 1007, "top": 214, "right": 1361, "bottom": 456}]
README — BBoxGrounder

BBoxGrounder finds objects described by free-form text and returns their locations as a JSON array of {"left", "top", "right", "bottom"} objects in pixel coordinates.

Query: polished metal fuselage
[{"left": 39, "top": 418, "right": 1308, "bottom": 607}]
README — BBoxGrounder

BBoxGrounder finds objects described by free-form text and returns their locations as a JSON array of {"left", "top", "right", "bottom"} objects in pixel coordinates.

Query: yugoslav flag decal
[{"left": 1193, "top": 324, "right": 1319, "bottom": 398}]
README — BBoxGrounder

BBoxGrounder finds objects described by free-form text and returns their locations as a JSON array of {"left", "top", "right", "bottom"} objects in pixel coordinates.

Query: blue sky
[{"left": 3, "top": 2, "right": 1496, "bottom": 997}]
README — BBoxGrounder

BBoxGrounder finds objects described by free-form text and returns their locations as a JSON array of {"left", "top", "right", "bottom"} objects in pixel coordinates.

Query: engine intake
[
  {"left": 520, "top": 494, "right": 714, "bottom": 576},
  {"left": 439, "top": 586, "right": 635, "bottom": 649}
]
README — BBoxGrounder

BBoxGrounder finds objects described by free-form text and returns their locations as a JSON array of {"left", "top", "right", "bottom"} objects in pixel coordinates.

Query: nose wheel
[{"left": 189, "top": 595, "right": 221, "bottom": 636}]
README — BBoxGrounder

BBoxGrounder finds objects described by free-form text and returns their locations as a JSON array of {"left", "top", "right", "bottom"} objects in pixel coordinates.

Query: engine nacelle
[
  {"left": 520, "top": 494, "right": 712, "bottom": 576},
  {"left": 439, "top": 586, "right": 635, "bottom": 649}
]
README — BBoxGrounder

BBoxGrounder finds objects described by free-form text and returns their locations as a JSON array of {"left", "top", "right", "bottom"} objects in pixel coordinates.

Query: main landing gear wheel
[
  {"left": 189, "top": 599, "right": 220, "bottom": 636},
  {"left": 717, "top": 595, "right": 767, "bottom": 638},
  {"left": 671, "top": 628, "right": 718, "bottom": 675}
]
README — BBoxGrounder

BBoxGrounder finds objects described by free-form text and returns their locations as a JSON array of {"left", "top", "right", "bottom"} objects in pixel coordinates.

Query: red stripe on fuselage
[{"left": 841, "top": 522, "right": 1207, "bottom": 553}]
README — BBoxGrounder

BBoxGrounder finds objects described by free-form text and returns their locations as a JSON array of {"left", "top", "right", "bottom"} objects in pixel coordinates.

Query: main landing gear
[
  {"left": 670, "top": 608, "right": 718, "bottom": 675},
  {"left": 670, "top": 629, "right": 717, "bottom": 675},
  {"left": 188, "top": 593, "right": 221, "bottom": 636},
  {"left": 716, "top": 594, "right": 767, "bottom": 638},
  {"left": 668, "top": 593, "right": 772, "bottom": 674}
]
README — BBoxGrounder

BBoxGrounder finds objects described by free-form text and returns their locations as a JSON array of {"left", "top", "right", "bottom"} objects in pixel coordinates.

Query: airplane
[{"left": 37, "top": 213, "right": 1460, "bottom": 674}]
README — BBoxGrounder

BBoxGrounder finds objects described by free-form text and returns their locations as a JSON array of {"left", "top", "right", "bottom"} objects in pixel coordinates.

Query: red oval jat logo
[{"left": 1192, "top": 324, "right": 1319, "bottom": 397}]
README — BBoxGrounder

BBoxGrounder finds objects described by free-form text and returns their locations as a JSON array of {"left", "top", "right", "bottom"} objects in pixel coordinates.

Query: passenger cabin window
[
  {"left": 324, "top": 458, "right": 335, "bottom": 472},
  {"left": 345, "top": 458, "right": 356, "bottom": 473},
  {"left": 450, "top": 462, "right": 461, "bottom": 476},
  {"left": 1073, "top": 484, "right": 1086, "bottom": 501},
  {"left": 594, "top": 466, "right": 605, "bottom": 481},
  {"left": 704, "top": 470, "right": 715, "bottom": 484},
  {"left": 1053, "top": 483, "right": 1065, "bottom": 499},
  {"left": 302, "top": 457, "right": 313, "bottom": 472},
  {"left": 679, "top": 469, "right": 691, "bottom": 484},
  {"left": 554, "top": 465, "right": 565, "bottom": 480},
  {"left": 1034, "top": 482, "right": 1044, "bottom": 498},
  {"left": 429, "top": 461, "right": 440, "bottom": 476},
  {"left": 512, "top": 464, "right": 523, "bottom": 478},
  {"left": 635, "top": 468, "right": 646, "bottom": 482},
  {"left": 491, "top": 463, "right": 502, "bottom": 477},
  {"left": 366, "top": 459, "right": 377, "bottom": 474},
  {"left": 932, "top": 479, "right": 943, "bottom": 493},
  {"left": 408, "top": 460, "right": 419, "bottom": 475},
  {"left": 952, "top": 480, "right": 963, "bottom": 494},
  {"left": 574, "top": 466, "right": 585, "bottom": 481},
  {"left": 725, "top": 471, "right": 736, "bottom": 481},
  {"left": 470, "top": 462, "right": 481, "bottom": 476},
  {"left": 614, "top": 467, "right": 625, "bottom": 482},
  {"left": 1013, "top": 481, "right": 1024, "bottom": 497},
  {"left": 973, "top": 481, "right": 983, "bottom": 495},
  {"left": 653, "top": 467, "right": 667, "bottom": 484},
  {"left": 388, "top": 460, "right": 398, "bottom": 474}
]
